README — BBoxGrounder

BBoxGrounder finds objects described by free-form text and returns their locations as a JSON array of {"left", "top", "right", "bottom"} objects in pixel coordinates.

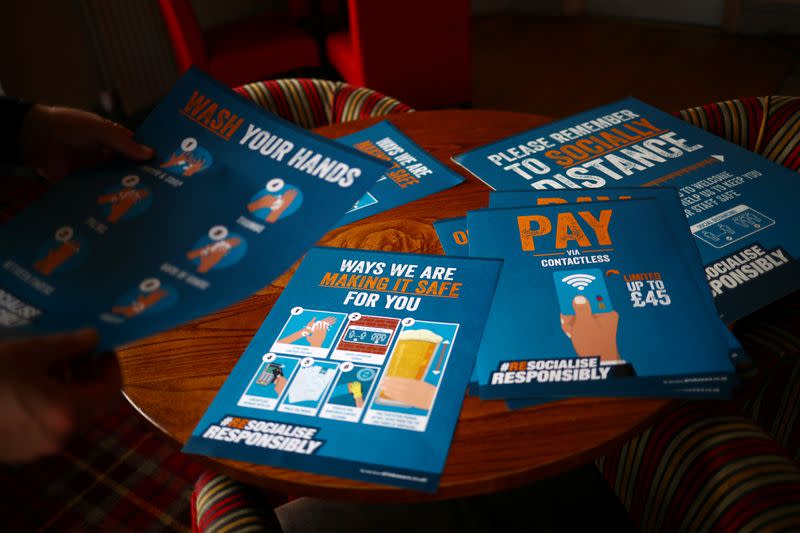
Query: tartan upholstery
[
  {"left": 1, "top": 399, "right": 204, "bottom": 531},
  {"left": 234, "top": 78, "right": 413, "bottom": 130},
  {"left": 597, "top": 96, "right": 800, "bottom": 532}
]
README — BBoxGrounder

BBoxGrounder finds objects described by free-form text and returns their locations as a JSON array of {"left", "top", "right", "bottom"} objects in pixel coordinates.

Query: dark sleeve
[{"left": 0, "top": 96, "right": 33, "bottom": 164}]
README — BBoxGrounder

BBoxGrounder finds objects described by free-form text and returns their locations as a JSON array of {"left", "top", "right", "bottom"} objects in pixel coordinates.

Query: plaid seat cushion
[
  {"left": 1, "top": 399, "right": 204, "bottom": 531},
  {"left": 234, "top": 78, "right": 413, "bottom": 129}
]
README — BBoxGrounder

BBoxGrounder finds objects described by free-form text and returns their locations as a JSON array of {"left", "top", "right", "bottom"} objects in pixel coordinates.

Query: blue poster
[
  {"left": 183, "top": 247, "right": 502, "bottom": 491},
  {"left": 336, "top": 121, "right": 464, "bottom": 226},
  {"left": 433, "top": 216, "right": 471, "bottom": 256},
  {"left": 468, "top": 199, "right": 735, "bottom": 399},
  {"left": 0, "top": 68, "right": 389, "bottom": 351},
  {"left": 488, "top": 189, "right": 746, "bottom": 366},
  {"left": 453, "top": 97, "right": 800, "bottom": 322},
  {"left": 434, "top": 189, "right": 739, "bottom": 407}
]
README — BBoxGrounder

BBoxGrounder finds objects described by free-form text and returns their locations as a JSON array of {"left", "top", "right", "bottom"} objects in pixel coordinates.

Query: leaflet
[
  {"left": 453, "top": 97, "right": 799, "bottom": 322},
  {"left": 336, "top": 121, "right": 464, "bottom": 226},
  {"left": 435, "top": 188, "right": 745, "bottom": 398},
  {"left": 0, "top": 68, "right": 388, "bottom": 351},
  {"left": 183, "top": 247, "right": 502, "bottom": 491},
  {"left": 468, "top": 199, "right": 734, "bottom": 399},
  {"left": 488, "top": 189, "right": 746, "bottom": 367}
]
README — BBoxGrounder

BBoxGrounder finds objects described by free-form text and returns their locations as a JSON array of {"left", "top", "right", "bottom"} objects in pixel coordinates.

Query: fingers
[
  {"left": 571, "top": 295, "right": 593, "bottom": 320},
  {"left": 91, "top": 117, "right": 153, "bottom": 161},
  {"left": 380, "top": 377, "right": 415, "bottom": 395},
  {"left": 0, "top": 329, "right": 99, "bottom": 366},
  {"left": 560, "top": 314, "right": 575, "bottom": 338},
  {"left": 380, "top": 378, "right": 434, "bottom": 410}
]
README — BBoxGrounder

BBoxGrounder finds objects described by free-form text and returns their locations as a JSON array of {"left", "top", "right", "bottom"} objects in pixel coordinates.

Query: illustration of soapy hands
[
  {"left": 287, "top": 366, "right": 334, "bottom": 403},
  {"left": 278, "top": 316, "right": 336, "bottom": 347},
  {"left": 560, "top": 295, "right": 621, "bottom": 363},
  {"left": 380, "top": 378, "right": 436, "bottom": 411}
]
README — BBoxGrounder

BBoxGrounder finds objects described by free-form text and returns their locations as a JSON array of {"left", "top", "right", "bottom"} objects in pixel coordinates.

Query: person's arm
[{"left": 5, "top": 102, "right": 154, "bottom": 180}]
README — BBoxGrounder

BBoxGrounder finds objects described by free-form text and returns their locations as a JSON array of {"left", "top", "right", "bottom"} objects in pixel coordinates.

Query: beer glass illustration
[{"left": 378, "top": 329, "right": 443, "bottom": 405}]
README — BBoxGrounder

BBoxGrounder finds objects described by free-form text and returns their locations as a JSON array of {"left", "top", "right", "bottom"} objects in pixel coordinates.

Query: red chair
[
  {"left": 158, "top": 0, "right": 320, "bottom": 87},
  {"left": 324, "top": 0, "right": 471, "bottom": 109}
]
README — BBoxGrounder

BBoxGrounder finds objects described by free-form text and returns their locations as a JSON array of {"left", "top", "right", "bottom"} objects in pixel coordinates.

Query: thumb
[{"left": 572, "top": 295, "right": 593, "bottom": 321}]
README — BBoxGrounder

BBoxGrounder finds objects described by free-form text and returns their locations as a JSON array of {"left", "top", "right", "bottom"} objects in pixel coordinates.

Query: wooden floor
[{"left": 472, "top": 15, "right": 799, "bottom": 117}]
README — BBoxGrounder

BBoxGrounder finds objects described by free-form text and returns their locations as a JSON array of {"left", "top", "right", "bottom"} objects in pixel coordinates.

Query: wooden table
[{"left": 119, "top": 110, "right": 672, "bottom": 502}]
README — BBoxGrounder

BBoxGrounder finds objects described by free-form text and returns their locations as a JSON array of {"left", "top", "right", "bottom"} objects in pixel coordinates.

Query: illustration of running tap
[
  {"left": 247, "top": 187, "right": 299, "bottom": 223},
  {"left": 186, "top": 237, "right": 243, "bottom": 273},
  {"left": 278, "top": 316, "right": 337, "bottom": 347}
]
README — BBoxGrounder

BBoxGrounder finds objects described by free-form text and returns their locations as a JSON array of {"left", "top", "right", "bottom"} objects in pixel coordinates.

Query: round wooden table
[{"left": 119, "top": 110, "right": 672, "bottom": 502}]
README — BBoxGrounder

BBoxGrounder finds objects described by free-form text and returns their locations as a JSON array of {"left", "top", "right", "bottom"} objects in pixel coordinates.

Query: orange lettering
[
  {"left": 555, "top": 212, "right": 590, "bottom": 248},
  {"left": 579, "top": 209, "right": 613, "bottom": 246},
  {"left": 518, "top": 215, "right": 552, "bottom": 251}
]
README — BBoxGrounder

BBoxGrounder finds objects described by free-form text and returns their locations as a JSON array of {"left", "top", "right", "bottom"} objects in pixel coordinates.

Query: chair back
[
  {"left": 236, "top": 78, "right": 413, "bottom": 129},
  {"left": 158, "top": 0, "right": 207, "bottom": 72}
]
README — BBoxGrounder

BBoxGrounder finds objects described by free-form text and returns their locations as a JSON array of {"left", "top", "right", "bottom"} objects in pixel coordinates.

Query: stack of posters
[
  {"left": 436, "top": 189, "right": 737, "bottom": 403},
  {"left": 184, "top": 246, "right": 502, "bottom": 491},
  {"left": 453, "top": 97, "right": 799, "bottom": 323},
  {"left": 0, "top": 68, "right": 389, "bottom": 350},
  {"left": 433, "top": 95, "right": 800, "bottom": 405}
]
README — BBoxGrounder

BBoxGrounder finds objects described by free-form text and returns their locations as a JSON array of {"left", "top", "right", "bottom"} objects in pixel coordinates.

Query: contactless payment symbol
[
  {"left": 554, "top": 268, "right": 613, "bottom": 315},
  {"left": 561, "top": 273, "right": 596, "bottom": 291}
]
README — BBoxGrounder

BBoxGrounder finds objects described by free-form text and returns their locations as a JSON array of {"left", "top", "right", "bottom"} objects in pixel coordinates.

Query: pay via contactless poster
[
  {"left": 435, "top": 188, "right": 744, "bottom": 403},
  {"left": 183, "top": 247, "right": 502, "bottom": 492},
  {"left": 336, "top": 121, "right": 464, "bottom": 226},
  {"left": 468, "top": 199, "right": 734, "bottom": 400},
  {"left": 487, "top": 189, "right": 745, "bottom": 366},
  {"left": 0, "top": 68, "right": 388, "bottom": 351},
  {"left": 453, "top": 97, "right": 799, "bottom": 322}
]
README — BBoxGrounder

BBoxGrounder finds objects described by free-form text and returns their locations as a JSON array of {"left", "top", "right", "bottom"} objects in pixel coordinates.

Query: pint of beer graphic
[{"left": 379, "top": 329, "right": 442, "bottom": 401}]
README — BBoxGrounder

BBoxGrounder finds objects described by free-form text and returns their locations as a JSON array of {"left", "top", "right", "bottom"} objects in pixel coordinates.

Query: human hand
[
  {"left": 274, "top": 375, "right": 288, "bottom": 396},
  {"left": 20, "top": 105, "right": 153, "bottom": 180},
  {"left": 306, "top": 316, "right": 335, "bottom": 348},
  {"left": 0, "top": 329, "right": 122, "bottom": 463},
  {"left": 560, "top": 295, "right": 621, "bottom": 363},
  {"left": 379, "top": 377, "right": 436, "bottom": 410}
]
